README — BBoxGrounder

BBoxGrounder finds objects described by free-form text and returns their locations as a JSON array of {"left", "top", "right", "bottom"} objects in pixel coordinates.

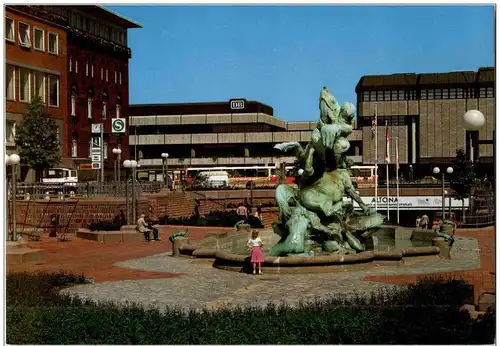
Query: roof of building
[
  {"left": 77, "top": 5, "right": 142, "bottom": 28},
  {"left": 355, "top": 67, "right": 494, "bottom": 92}
]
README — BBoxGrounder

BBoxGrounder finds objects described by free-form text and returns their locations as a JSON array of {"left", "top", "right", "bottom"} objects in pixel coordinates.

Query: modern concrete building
[
  {"left": 355, "top": 66, "right": 495, "bottom": 179},
  {"left": 128, "top": 99, "right": 363, "bottom": 180}
]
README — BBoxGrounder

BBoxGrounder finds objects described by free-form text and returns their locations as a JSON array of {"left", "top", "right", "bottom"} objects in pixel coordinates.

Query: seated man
[
  {"left": 146, "top": 206, "right": 160, "bottom": 241},
  {"left": 136, "top": 213, "right": 152, "bottom": 242}
]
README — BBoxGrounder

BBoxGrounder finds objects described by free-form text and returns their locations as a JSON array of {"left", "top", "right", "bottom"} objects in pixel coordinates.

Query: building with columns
[{"left": 356, "top": 66, "right": 495, "bottom": 180}]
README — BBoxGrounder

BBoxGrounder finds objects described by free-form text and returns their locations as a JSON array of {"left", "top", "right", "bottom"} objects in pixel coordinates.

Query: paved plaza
[{"left": 8, "top": 228, "right": 493, "bottom": 311}]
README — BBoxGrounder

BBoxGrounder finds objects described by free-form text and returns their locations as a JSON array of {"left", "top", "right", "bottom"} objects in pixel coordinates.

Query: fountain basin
[{"left": 178, "top": 227, "right": 444, "bottom": 274}]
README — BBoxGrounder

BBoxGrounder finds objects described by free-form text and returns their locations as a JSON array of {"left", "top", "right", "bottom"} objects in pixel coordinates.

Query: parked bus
[{"left": 42, "top": 168, "right": 78, "bottom": 185}]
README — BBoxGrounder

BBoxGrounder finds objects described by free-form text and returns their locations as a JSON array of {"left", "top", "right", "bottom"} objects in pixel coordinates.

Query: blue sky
[{"left": 108, "top": 5, "right": 494, "bottom": 122}]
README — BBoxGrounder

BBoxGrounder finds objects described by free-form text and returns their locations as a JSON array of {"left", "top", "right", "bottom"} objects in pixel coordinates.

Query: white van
[{"left": 197, "top": 171, "right": 229, "bottom": 188}]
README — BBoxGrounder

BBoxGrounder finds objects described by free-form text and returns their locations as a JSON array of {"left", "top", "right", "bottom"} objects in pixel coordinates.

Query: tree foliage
[
  {"left": 14, "top": 96, "right": 60, "bottom": 179},
  {"left": 450, "top": 149, "right": 475, "bottom": 200}
]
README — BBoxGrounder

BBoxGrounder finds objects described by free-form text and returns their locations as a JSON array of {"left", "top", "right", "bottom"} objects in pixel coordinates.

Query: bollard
[{"left": 172, "top": 236, "right": 189, "bottom": 256}]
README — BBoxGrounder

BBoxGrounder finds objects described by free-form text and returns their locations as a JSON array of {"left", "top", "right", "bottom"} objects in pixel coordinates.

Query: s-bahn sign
[
  {"left": 343, "top": 196, "right": 470, "bottom": 211},
  {"left": 229, "top": 99, "right": 246, "bottom": 110},
  {"left": 112, "top": 118, "right": 126, "bottom": 134}
]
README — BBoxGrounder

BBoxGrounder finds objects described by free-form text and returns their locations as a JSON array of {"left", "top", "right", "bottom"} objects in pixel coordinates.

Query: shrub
[
  {"left": 6, "top": 273, "right": 494, "bottom": 345},
  {"left": 159, "top": 210, "right": 264, "bottom": 228},
  {"left": 87, "top": 221, "right": 122, "bottom": 231}
]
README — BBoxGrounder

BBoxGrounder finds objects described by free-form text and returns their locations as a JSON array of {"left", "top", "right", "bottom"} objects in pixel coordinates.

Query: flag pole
[
  {"left": 396, "top": 137, "right": 400, "bottom": 225},
  {"left": 374, "top": 104, "right": 378, "bottom": 212},
  {"left": 385, "top": 120, "right": 390, "bottom": 221}
]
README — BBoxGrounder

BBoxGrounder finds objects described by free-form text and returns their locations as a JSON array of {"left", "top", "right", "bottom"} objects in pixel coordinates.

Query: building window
[
  {"left": 397, "top": 90, "right": 405, "bottom": 101},
  {"left": 18, "top": 22, "right": 31, "bottom": 47},
  {"left": 33, "top": 27, "right": 44, "bottom": 51},
  {"left": 75, "top": 60, "right": 78, "bottom": 74},
  {"left": 449, "top": 88, "right": 457, "bottom": 99},
  {"left": 486, "top": 87, "right": 494, "bottom": 98},
  {"left": 105, "top": 67, "right": 108, "bottom": 82},
  {"left": 48, "top": 32, "right": 58, "bottom": 54},
  {"left": 442, "top": 89, "right": 449, "bottom": 99},
  {"left": 102, "top": 101, "right": 107, "bottom": 119},
  {"left": 6, "top": 120, "right": 15, "bottom": 145},
  {"left": 456, "top": 88, "right": 464, "bottom": 99},
  {"left": 69, "top": 54, "right": 72, "bottom": 72},
  {"left": 87, "top": 98, "right": 92, "bottom": 119},
  {"left": 91, "top": 61, "right": 94, "bottom": 78},
  {"left": 119, "top": 71, "right": 122, "bottom": 85},
  {"left": 71, "top": 138, "right": 78, "bottom": 157},
  {"left": 6, "top": 64, "right": 15, "bottom": 100},
  {"left": 116, "top": 104, "right": 120, "bottom": 118},
  {"left": 103, "top": 141, "right": 108, "bottom": 159},
  {"left": 5, "top": 17, "right": 14, "bottom": 41},
  {"left": 419, "top": 89, "right": 427, "bottom": 100},
  {"left": 434, "top": 89, "right": 442, "bottom": 99},
  {"left": 85, "top": 58, "right": 89, "bottom": 76},
  {"left": 391, "top": 90, "right": 398, "bottom": 101},
  {"left": 34, "top": 71, "right": 45, "bottom": 103},
  {"left": 71, "top": 94, "right": 76, "bottom": 116},
  {"left": 376, "top": 91, "right": 383, "bottom": 101},
  {"left": 101, "top": 67, "right": 103, "bottom": 80},
  {"left": 427, "top": 89, "right": 434, "bottom": 100},
  {"left": 114, "top": 69, "right": 117, "bottom": 84},
  {"left": 370, "top": 91, "right": 376, "bottom": 101},
  {"left": 362, "top": 91, "right": 369, "bottom": 101},
  {"left": 48, "top": 75, "right": 59, "bottom": 107},
  {"left": 479, "top": 87, "right": 487, "bottom": 98},
  {"left": 19, "top": 68, "right": 30, "bottom": 102}
]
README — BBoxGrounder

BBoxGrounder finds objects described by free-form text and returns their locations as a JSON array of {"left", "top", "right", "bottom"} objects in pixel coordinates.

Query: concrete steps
[{"left": 6, "top": 241, "right": 46, "bottom": 265}]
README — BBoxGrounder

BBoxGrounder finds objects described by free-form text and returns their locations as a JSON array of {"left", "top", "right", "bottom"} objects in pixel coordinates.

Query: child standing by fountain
[{"left": 247, "top": 230, "right": 264, "bottom": 274}]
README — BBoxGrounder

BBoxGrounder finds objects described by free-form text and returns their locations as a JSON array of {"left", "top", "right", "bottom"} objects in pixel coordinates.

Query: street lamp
[
  {"left": 112, "top": 148, "right": 122, "bottom": 183},
  {"left": 124, "top": 159, "right": 138, "bottom": 223},
  {"left": 463, "top": 110, "right": 486, "bottom": 162},
  {"left": 433, "top": 166, "right": 453, "bottom": 221},
  {"left": 161, "top": 153, "right": 169, "bottom": 188},
  {"left": 6, "top": 153, "right": 21, "bottom": 241}
]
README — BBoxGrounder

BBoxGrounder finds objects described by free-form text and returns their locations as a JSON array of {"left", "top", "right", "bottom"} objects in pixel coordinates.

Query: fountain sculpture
[{"left": 269, "top": 87, "right": 385, "bottom": 256}]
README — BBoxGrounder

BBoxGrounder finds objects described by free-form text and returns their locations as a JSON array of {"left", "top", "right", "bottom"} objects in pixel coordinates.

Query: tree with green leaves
[
  {"left": 450, "top": 149, "right": 476, "bottom": 222},
  {"left": 14, "top": 96, "right": 60, "bottom": 182}
]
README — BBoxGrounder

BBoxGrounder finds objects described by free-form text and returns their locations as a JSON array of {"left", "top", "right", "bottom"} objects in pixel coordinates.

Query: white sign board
[
  {"left": 91, "top": 123, "right": 103, "bottom": 134},
  {"left": 344, "top": 196, "right": 470, "bottom": 211},
  {"left": 91, "top": 162, "right": 101, "bottom": 170},
  {"left": 112, "top": 118, "right": 126, "bottom": 134},
  {"left": 92, "top": 137, "right": 102, "bottom": 149},
  {"left": 229, "top": 99, "right": 246, "bottom": 110},
  {"left": 91, "top": 155, "right": 101, "bottom": 163}
]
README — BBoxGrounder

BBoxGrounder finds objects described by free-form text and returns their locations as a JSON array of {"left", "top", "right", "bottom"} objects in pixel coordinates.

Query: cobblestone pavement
[{"left": 62, "top": 235, "right": 480, "bottom": 311}]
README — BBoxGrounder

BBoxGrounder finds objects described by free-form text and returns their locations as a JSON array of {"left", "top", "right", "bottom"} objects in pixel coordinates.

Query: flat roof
[{"left": 75, "top": 5, "right": 142, "bottom": 28}]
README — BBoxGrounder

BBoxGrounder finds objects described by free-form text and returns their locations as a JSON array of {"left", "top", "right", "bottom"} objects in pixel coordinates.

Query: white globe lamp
[
  {"left": 9, "top": 154, "right": 20, "bottom": 165},
  {"left": 446, "top": 167, "right": 453, "bottom": 174},
  {"left": 130, "top": 160, "right": 138, "bottom": 168},
  {"left": 298, "top": 169, "right": 304, "bottom": 176},
  {"left": 463, "top": 110, "right": 485, "bottom": 131},
  {"left": 433, "top": 167, "right": 440, "bottom": 175},
  {"left": 123, "top": 160, "right": 131, "bottom": 168}
]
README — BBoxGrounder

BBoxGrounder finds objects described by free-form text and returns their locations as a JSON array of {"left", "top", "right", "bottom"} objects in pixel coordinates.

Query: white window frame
[
  {"left": 102, "top": 101, "right": 107, "bottom": 120},
  {"left": 48, "top": 75, "right": 59, "bottom": 108},
  {"left": 71, "top": 138, "right": 78, "bottom": 158},
  {"left": 34, "top": 71, "right": 46, "bottom": 104},
  {"left": 114, "top": 69, "right": 117, "bottom": 84},
  {"left": 91, "top": 62, "right": 94, "bottom": 78},
  {"left": 33, "top": 27, "right": 44, "bottom": 51},
  {"left": 18, "top": 68, "right": 31, "bottom": 103},
  {"left": 6, "top": 17, "right": 14, "bottom": 42},
  {"left": 71, "top": 94, "right": 76, "bottom": 116},
  {"left": 116, "top": 104, "right": 120, "bottom": 118},
  {"left": 6, "top": 120, "right": 16, "bottom": 145},
  {"left": 6, "top": 64, "right": 15, "bottom": 101},
  {"left": 18, "top": 21, "right": 31, "bottom": 47},
  {"left": 48, "top": 32, "right": 59, "bottom": 55},
  {"left": 69, "top": 55, "right": 72, "bottom": 72},
  {"left": 75, "top": 60, "right": 78, "bottom": 74},
  {"left": 119, "top": 71, "right": 122, "bottom": 85},
  {"left": 105, "top": 67, "right": 108, "bottom": 82},
  {"left": 85, "top": 59, "right": 89, "bottom": 76},
  {"left": 87, "top": 97, "right": 92, "bottom": 119}
]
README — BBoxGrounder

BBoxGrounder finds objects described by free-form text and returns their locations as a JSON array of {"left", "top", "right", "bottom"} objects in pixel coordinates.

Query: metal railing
[{"left": 10, "top": 181, "right": 164, "bottom": 200}]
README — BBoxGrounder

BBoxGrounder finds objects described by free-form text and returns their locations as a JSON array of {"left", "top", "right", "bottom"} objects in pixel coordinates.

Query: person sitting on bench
[
  {"left": 136, "top": 213, "right": 152, "bottom": 242},
  {"left": 146, "top": 205, "right": 160, "bottom": 241}
]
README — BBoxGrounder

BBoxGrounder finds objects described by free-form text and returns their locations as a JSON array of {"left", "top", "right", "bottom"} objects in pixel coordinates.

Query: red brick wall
[{"left": 5, "top": 8, "right": 68, "bottom": 157}]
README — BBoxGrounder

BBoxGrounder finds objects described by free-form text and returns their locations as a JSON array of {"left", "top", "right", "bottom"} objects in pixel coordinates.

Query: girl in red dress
[{"left": 246, "top": 230, "right": 264, "bottom": 274}]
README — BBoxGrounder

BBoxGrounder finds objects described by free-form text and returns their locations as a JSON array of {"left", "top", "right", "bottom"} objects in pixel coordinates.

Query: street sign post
[
  {"left": 91, "top": 123, "right": 104, "bottom": 180},
  {"left": 112, "top": 118, "right": 126, "bottom": 134}
]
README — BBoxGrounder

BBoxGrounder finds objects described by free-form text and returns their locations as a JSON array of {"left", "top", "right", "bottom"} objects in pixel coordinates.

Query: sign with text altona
[
  {"left": 344, "top": 196, "right": 470, "bottom": 211},
  {"left": 229, "top": 99, "right": 246, "bottom": 110},
  {"left": 112, "top": 118, "right": 126, "bottom": 134}
]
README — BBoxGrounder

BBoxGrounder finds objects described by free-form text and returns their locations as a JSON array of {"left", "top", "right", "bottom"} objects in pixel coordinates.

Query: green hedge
[
  {"left": 6, "top": 272, "right": 495, "bottom": 344},
  {"left": 159, "top": 210, "right": 264, "bottom": 228}
]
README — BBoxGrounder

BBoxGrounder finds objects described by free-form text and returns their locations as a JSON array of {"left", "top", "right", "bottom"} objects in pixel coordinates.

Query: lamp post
[
  {"left": 123, "top": 160, "right": 131, "bottom": 224},
  {"left": 433, "top": 166, "right": 453, "bottom": 221},
  {"left": 161, "top": 153, "right": 169, "bottom": 188},
  {"left": 130, "top": 160, "right": 138, "bottom": 222},
  {"left": 112, "top": 148, "right": 122, "bottom": 183},
  {"left": 463, "top": 110, "right": 486, "bottom": 162},
  {"left": 6, "top": 153, "right": 21, "bottom": 241}
]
